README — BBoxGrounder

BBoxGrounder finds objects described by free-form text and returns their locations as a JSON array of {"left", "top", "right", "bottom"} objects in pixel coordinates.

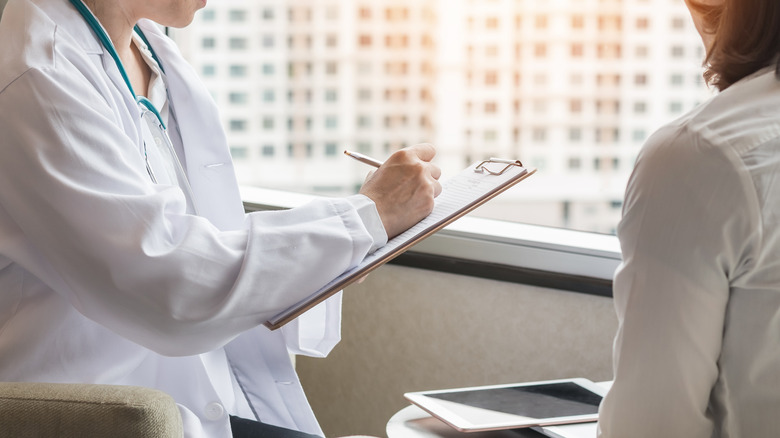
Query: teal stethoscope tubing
[{"left": 67, "top": 0, "right": 167, "bottom": 129}]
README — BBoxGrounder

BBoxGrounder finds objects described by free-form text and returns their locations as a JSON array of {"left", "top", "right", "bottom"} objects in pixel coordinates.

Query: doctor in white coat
[{"left": 0, "top": 0, "right": 442, "bottom": 437}]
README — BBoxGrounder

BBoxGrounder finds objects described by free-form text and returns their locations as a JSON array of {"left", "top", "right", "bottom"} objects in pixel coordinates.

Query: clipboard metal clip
[{"left": 474, "top": 158, "right": 524, "bottom": 175}]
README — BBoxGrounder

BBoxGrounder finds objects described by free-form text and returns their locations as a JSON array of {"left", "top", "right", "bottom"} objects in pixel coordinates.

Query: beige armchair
[{"left": 0, "top": 382, "right": 183, "bottom": 438}]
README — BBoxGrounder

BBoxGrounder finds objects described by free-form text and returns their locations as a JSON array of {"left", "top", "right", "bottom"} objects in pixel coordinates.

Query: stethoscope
[{"left": 68, "top": 0, "right": 199, "bottom": 213}]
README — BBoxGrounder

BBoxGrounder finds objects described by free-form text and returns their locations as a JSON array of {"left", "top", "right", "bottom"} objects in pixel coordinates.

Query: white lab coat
[
  {"left": 0, "top": 0, "right": 386, "bottom": 436},
  {"left": 598, "top": 66, "right": 780, "bottom": 437}
]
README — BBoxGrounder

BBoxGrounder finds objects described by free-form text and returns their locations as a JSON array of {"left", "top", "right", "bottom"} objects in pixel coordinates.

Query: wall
[{"left": 297, "top": 264, "right": 617, "bottom": 437}]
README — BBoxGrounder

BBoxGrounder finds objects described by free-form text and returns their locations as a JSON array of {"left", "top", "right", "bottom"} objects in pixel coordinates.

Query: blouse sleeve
[{"left": 597, "top": 124, "right": 761, "bottom": 437}]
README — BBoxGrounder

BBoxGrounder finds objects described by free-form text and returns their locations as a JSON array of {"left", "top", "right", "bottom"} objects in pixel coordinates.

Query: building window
[
  {"left": 229, "top": 65, "right": 247, "bottom": 77},
  {"left": 485, "top": 71, "right": 498, "bottom": 86},
  {"left": 569, "top": 127, "right": 582, "bottom": 142},
  {"left": 261, "top": 145, "right": 274, "bottom": 157},
  {"left": 202, "top": 10, "right": 215, "bottom": 22},
  {"left": 229, "top": 120, "right": 247, "bottom": 132},
  {"left": 202, "top": 37, "right": 216, "bottom": 49},
  {"left": 229, "top": 92, "right": 248, "bottom": 104},
  {"left": 229, "top": 9, "right": 247, "bottom": 22},
  {"left": 229, "top": 38, "right": 247, "bottom": 50},
  {"left": 571, "top": 15, "right": 584, "bottom": 29},
  {"left": 202, "top": 64, "right": 216, "bottom": 76},
  {"left": 230, "top": 146, "right": 248, "bottom": 159},
  {"left": 671, "top": 17, "right": 686, "bottom": 30}
]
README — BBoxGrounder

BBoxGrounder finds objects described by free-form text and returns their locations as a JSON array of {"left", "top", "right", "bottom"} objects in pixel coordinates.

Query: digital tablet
[{"left": 404, "top": 378, "right": 606, "bottom": 433}]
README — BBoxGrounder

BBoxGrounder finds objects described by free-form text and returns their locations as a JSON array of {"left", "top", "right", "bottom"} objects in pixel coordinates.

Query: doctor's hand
[{"left": 359, "top": 143, "right": 442, "bottom": 239}]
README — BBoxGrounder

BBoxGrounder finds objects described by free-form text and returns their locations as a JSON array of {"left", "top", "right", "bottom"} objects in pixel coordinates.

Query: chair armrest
[{"left": 0, "top": 382, "right": 182, "bottom": 438}]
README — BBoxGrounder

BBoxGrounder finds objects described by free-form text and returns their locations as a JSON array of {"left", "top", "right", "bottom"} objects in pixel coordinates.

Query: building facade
[{"left": 170, "top": 0, "right": 711, "bottom": 233}]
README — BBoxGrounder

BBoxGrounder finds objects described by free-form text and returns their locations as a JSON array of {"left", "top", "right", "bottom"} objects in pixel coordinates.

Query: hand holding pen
[{"left": 346, "top": 144, "right": 442, "bottom": 239}]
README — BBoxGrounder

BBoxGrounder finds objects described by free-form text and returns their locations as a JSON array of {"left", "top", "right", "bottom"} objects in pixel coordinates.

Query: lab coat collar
[{"left": 30, "top": 0, "right": 104, "bottom": 55}]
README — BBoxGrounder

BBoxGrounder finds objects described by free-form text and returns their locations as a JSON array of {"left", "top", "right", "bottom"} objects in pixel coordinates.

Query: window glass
[{"left": 169, "top": 0, "right": 711, "bottom": 235}]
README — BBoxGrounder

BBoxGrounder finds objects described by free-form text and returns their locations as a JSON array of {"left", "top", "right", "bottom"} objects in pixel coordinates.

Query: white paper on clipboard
[{"left": 264, "top": 160, "right": 536, "bottom": 330}]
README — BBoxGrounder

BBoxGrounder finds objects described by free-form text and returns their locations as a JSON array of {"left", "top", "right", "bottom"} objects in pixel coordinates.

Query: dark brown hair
[{"left": 688, "top": 0, "right": 780, "bottom": 90}]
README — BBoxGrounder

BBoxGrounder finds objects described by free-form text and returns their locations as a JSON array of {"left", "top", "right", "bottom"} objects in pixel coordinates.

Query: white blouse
[{"left": 598, "top": 67, "right": 780, "bottom": 437}]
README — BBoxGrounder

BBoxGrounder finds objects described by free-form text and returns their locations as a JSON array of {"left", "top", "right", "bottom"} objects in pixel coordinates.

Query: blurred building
[{"left": 170, "top": 0, "right": 711, "bottom": 234}]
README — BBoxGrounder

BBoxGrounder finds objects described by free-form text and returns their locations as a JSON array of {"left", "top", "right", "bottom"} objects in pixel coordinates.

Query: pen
[{"left": 344, "top": 150, "right": 384, "bottom": 168}]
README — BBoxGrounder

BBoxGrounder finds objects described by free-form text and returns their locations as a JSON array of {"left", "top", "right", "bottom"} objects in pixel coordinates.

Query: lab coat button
[{"left": 204, "top": 402, "right": 225, "bottom": 420}]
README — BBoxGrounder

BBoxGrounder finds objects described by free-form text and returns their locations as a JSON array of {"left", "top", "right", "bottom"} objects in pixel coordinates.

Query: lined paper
[{"left": 265, "top": 162, "right": 533, "bottom": 329}]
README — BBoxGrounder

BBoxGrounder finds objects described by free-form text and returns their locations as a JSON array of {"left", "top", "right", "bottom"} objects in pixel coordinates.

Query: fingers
[
  {"left": 358, "top": 143, "right": 442, "bottom": 238},
  {"left": 432, "top": 178, "right": 443, "bottom": 197},
  {"left": 408, "top": 142, "right": 436, "bottom": 162}
]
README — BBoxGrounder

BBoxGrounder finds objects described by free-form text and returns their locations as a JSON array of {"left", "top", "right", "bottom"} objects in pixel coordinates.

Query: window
[
  {"left": 229, "top": 38, "right": 247, "bottom": 50},
  {"left": 230, "top": 120, "right": 247, "bottom": 132},
  {"left": 229, "top": 92, "right": 248, "bottom": 104},
  {"left": 230, "top": 146, "right": 248, "bottom": 159},
  {"left": 171, "top": 0, "right": 710, "bottom": 235},
  {"left": 202, "top": 10, "right": 215, "bottom": 22},
  {"left": 485, "top": 71, "right": 498, "bottom": 86},
  {"left": 229, "top": 65, "right": 247, "bottom": 77},
  {"left": 571, "top": 15, "right": 584, "bottom": 29},
  {"left": 229, "top": 10, "right": 247, "bottom": 22}
]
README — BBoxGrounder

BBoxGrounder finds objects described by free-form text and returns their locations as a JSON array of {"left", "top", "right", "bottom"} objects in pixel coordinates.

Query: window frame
[{"left": 241, "top": 186, "right": 621, "bottom": 298}]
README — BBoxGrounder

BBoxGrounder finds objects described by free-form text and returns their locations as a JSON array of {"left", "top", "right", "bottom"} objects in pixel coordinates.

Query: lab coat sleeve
[
  {"left": 0, "top": 65, "right": 381, "bottom": 357},
  {"left": 278, "top": 194, "right": 387, "bottom": 357},
  {"left": 597, "top": 125, "right": 761, "bottom": 437}
]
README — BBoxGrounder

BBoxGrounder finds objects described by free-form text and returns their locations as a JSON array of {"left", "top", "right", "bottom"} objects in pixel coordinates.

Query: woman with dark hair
[{"left": 598, "top": 0, "right": 780, "bottom": 436}]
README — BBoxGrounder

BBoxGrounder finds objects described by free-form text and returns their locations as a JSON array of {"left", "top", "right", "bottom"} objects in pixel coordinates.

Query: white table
[
  {"left": 386, "top": 405, "right": 598, "bottom": 438},
  {"left": 386, "top": 382, "right": 612, "bottom": 438}
]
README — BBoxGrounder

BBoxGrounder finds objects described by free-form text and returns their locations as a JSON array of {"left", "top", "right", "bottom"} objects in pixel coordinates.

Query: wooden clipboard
[{"left": 264, "top": 159, "right": 536, "bottom": 330}]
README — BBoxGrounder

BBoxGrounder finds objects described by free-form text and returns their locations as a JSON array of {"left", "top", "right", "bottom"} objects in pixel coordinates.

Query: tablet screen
[
  {"left": 405, "top": 379, "right": 606, "bottom": 432},
  {"left": 426, "top": 382, "right": 601, "bottom": 419}
]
